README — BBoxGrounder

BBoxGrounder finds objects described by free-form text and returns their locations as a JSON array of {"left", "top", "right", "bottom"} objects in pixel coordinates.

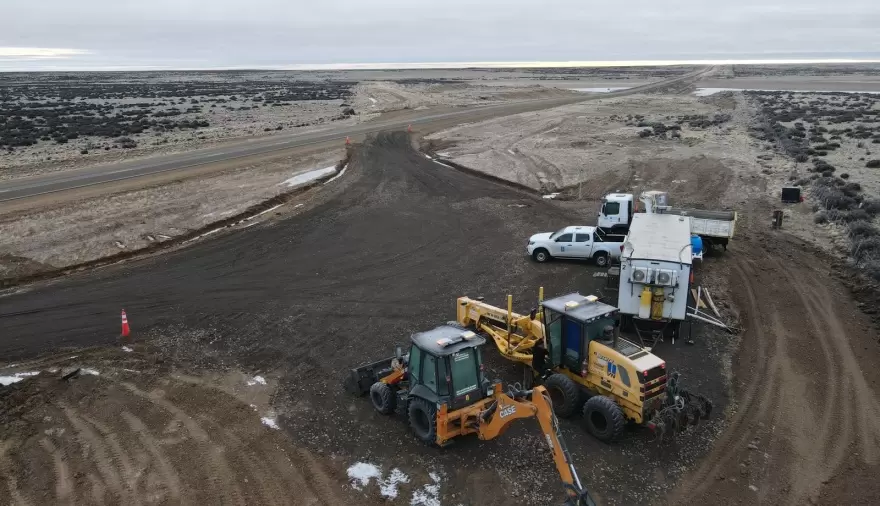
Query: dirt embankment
[{"left": 0, "top": 149, "right": 348, "bottom": 287}]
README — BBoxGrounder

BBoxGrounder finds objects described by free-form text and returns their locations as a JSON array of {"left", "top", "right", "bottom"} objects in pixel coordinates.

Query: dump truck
[
  {"left": 345, "top": 324, "right": 596, "bottom": 506},
  {"left": 455, "top": 290, "right": 711, "bottom": 442},
  {"left": 598, "top": 190, "right": 736, "bottom": 250}
]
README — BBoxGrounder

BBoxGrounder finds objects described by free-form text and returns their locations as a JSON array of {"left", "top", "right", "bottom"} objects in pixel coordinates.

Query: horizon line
[{"left": 2, "top": 57, "right": 880, "bottom": 73}]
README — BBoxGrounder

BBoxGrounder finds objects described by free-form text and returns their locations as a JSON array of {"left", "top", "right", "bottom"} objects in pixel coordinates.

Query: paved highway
[{"left": 0, "top": 66, "right": 713, "bottom": 205}]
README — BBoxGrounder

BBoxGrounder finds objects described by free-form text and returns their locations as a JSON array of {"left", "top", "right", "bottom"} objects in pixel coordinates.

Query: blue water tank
[{"left": 691, "top": 235, "right": 703, "bottom": 256}]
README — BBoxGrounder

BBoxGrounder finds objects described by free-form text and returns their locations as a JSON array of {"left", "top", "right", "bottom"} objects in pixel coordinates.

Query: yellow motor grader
[
  {"left": 455, "top": 290, "right": 712, "bottom": 442},
  {"left": 345, "top": 324, "right": 596, "bottom": 506}
]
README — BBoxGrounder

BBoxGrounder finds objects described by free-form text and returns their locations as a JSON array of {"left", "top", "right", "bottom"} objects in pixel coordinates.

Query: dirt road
[{"left": 671, "top": 212, "right": 880, "bottom": 505}]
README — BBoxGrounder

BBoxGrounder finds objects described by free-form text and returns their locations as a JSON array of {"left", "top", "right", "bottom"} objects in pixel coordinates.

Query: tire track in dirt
[
  {"left": 120, "top": 382, "right": 246, "bottom": 505},
  {"left": 671, "top": 257, "right": 777, "bottom": 500},
  {"left": 38, "top": 438, "right": 73, "bottom": 504},
  {"left": 80, "top": 412, "right": 143, "bottom": 505},
  {"left": 675, "top": 244, "right": 880, "bottom": 505},
  {"left": 62, "top": 404, "right": 126, "bottom": 502},
  {"left": 120, "top": 411, "right": 183, "bottom": 503}
]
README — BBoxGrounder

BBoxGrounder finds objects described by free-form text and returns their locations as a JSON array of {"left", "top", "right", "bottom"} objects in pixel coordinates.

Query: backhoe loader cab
[{"left": 406, "top": 325, "right": 489, "bottom": 410}]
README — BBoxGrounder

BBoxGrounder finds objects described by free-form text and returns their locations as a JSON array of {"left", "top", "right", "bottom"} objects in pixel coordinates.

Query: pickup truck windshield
[{"left": 549, "top": 228, "right": 567, "bottom": 240}]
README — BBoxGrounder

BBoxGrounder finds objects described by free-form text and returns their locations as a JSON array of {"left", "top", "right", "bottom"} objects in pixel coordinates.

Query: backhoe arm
[{"left": 478, "top": 385, "right": 596, "bottom": 506}]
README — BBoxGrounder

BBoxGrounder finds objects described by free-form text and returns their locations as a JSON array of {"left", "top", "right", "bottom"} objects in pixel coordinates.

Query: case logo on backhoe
[{"left": 499, "top": 404, "right": 516, "bottom": 418}]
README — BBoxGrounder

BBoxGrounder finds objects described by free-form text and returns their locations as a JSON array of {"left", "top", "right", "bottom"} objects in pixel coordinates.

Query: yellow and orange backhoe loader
[
  {"left": 345, "top": 324, "right": 596, "bottom": 506},
  {"left": 455, "top": 290, "right": 712, "bottom": 442}
]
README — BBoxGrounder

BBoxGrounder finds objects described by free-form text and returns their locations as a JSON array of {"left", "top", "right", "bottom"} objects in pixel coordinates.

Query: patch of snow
[
  {"left": 369, "top": 97, "right": 378, "bottom": 105},
  {"left": 324, "top": 164, "right": 348, "bottom": 184},
  {"left": 261, "top": 417, "right": 279, "bottom": 429},
  {"left": 432, "top": 160, "right": 454, "bottom": 169},
  {"left": 247, "top": 375, "right": 267, "bottom": 386},
  {"left": 121, "top": 346, "right": 133, "bottom": 352},
  {"left": 411, "top": 473, "right": 442, "bottom": 506},
  {"left": 81, "top": 368, "right": 100, "bottom": 376},
  {"left": 424, "top": 154, "right": 433, "bottom": 159},
  {"left": 542, "top": 193, "right": 560, "bottom": 199},
  {"left": 672, "top": 179, "right": 687, "bottom": 184},
  {"left": 507, "top": 149, "right": 516, "bottom": 155},
  {"left": 294, "top": 203, "right": 304, "bottom": 208},
  {"left": 570, "top": 87, "right": 630, "bottom": 93},
  {"left": 380, "top": 469, "right": 410, "bottom": 499},
  {"left": 346, "top": 463, "right": 409, "bottom": 499},
  {"left": 348, "top": 462, "right": 382, "bottom": 490},
  {"left": 0, "top": 371, "right": 41, "bottom": 386},
  {"left": 279, "top": 166, "right": 337, "bottom": 188},
  {"left": 247, "top": 203, "right": 284, "bottom": 220},
  {"left": 121, "top": 368, "right": 140, "bottom": 373}
]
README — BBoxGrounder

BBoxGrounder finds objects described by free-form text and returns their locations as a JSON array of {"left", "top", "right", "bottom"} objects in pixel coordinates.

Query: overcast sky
[{"left": 2, "top": 0, "right": 879, "bottom": 70}]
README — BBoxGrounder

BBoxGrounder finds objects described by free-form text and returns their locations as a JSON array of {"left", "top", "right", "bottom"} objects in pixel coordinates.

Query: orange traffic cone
[
  {"left": 345, "top": 136, "right": 351, "bottom": 146},
  {"left": 121, "top": 309, "right": 131, "bottom": 338}
]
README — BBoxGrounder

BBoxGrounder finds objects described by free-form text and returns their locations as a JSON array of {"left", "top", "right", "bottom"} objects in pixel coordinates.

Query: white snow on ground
[
  {"left": 570, "top": 87, "right": 631, "bottom": 93},
  {"left": 348, "top": 462, "right": 382, "bottom": 490},
  {"left": 279, "top": 166, "right": 337, "bottom": 188},
  {"left": 247, "top": 375, "right": 267, "bottom": 386},
  {"left": 261, "top": 416, "right": 279, "bottom": 429},
  {"left": 542, "top": 193, "right": 560, "bottom": 199},
  {"left": 379, "top": 469, "right": 410, "bottom": 499},
  {"left": 81, "top": 368, "right": 100, "bottom": 376},
  {"left": 369, "top": 97, "right": 378, "bottom": 105},
  {"left": 0, "top": 371, "right": 40, "bottom": 386},
  {"left": 324, "top": 164, "right": 348, "bottom": 184},
  {"left": 411, "top": 472, "right": 443, "bottom": 506},
  {"left": 121, "top": 346, "right": 133, "bottom": 352},
  {"left": 346, "top": 462, "right": 411, "bottom": 499}
]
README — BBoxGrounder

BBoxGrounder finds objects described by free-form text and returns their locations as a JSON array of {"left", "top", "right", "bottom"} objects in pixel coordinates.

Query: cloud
[{"left": 0, "top": 47, "right": 91, "bottom": 59}]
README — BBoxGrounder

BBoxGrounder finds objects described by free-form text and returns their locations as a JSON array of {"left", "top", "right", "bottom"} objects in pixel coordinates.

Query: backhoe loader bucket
[{"left": 343, "top": 356, "right": 396, "bottom": 396}]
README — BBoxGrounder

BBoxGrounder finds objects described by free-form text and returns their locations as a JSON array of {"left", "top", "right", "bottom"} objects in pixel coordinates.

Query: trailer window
[
  {"left": 450, "top": 349, "right": 479, "bottom": 397},
  {"left": 604, "top": 202, "right": 620, "bottom": 215}
]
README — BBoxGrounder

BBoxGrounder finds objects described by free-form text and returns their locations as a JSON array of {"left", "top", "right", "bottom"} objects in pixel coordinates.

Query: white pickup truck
[{"left": 527, "top": 226, "right": 625, "bottom": 266}]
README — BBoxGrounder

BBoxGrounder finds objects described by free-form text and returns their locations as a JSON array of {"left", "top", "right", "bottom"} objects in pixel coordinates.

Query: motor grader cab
[
  {"left": 345, "top": 324, "right": 596, "bottom": 506},
  {"left": 456, "top": 291, "right": 712, "bottom": 442}
]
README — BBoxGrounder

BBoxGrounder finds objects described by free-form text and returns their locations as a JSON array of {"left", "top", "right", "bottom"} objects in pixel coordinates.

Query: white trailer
[{"left": 618, "top": 213, "right": 692, "bottom": 347}]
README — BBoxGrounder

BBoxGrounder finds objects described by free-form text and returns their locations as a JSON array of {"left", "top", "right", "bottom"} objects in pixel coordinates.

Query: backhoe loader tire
[
  {"left": 408, "top": 397, "right": 438, "bottom": 444},
  {"left": 583, "top": 395, "right": 625, "bottom": 443},
  {"left": 544, "top": 373, "right": 581, "bottom": 418},
  {"left": 532, "top": 248, "right": 551, "bottom": 263},
  {"left": 370, "top": 382, "right": 396, "bottom": 415}
]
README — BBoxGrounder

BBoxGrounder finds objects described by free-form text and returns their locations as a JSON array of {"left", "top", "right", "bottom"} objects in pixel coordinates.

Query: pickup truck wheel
[
  {"left": 370, "top": 382, "right": 396, "bottom": 415},
  {"left": 532, "top": 248, "right": 551, "bottom": 263},
  {"left": 593, "top": 252, "right": 609, "bottom": 267}
]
